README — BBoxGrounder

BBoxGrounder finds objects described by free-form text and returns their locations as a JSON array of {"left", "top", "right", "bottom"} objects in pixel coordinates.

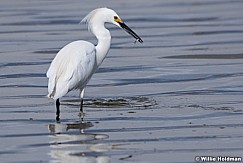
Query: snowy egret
[{"left": 46, "top": 8, "right": 143, "bottom": 119}]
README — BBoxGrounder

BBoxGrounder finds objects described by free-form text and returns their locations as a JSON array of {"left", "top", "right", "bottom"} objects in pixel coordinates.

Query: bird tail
[
  {"left": 47, "top": 80, "right": 56, "bottom": 99},
  {"left": 47, "top": 92, "right": 55, "bottom": 99},
  {"left": 47, "top": 79, "right": 69, "bottom": 100}
]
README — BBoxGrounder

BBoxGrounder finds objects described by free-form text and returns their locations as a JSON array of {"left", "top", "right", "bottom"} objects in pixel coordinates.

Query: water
[{"left": 1, "top": 0, "right": 243, "bottom": 162}]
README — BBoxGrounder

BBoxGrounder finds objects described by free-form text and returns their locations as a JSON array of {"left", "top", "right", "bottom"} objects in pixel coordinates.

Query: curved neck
[
  {"left": 96, "top": 37, "right": 111, "bottom": 67},
  {"left": 92, "top": 25, "right": 111, "bottom": 67}
]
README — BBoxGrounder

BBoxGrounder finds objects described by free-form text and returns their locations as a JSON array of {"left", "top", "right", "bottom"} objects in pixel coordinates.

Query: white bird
[{"left": 46, "top": 8, "right": 143, "bottom": 120}]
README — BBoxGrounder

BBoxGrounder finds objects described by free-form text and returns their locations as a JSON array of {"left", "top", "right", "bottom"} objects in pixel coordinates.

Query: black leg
[
  {"left": 80, "top": 98, "right": 83, "bottom": 112},
  {"left": 79, "top": 98, "right": 84, "bottom": 122},
  {"left": 56, "top": 99, "right": 60, "bottom": 121},
  {"left": 80, "top": 89, "right": 85, "bottom": 113},
  {"left": 79, "top": 89, "right": 85, "bottom": 121}
]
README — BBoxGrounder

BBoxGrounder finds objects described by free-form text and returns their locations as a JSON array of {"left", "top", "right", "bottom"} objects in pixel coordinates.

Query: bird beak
[{"left": 118, "top": 22, "right": 143, "bottom": 43}]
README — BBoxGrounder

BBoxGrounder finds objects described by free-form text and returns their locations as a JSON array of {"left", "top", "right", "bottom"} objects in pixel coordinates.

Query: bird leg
[
  {"left": 56, "top": 99, "right": 60, "bottom": 121},
  {"left": 80, "top": 89, "right": 85, "bottom": 112},
  {"left": 80, "top": 98, "right": 84, "bottom": 112}
]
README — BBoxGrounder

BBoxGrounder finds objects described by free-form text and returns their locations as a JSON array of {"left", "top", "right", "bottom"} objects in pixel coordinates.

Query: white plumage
[
  {"left": 47, "top": 41, "right": 96, "bottom": 100},
  {"left": 46, "top": 8, "right": 143, "bottom": 115}
]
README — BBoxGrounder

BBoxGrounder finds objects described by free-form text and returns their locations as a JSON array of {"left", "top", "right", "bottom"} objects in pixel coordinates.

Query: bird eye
[{"left": 114, "top": 16, "right": 122, "bottom": 23}]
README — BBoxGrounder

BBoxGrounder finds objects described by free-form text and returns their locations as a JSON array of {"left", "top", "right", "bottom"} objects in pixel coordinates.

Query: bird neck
[{"left": 93, "top": 26, "right": 111, "bottom": 67}]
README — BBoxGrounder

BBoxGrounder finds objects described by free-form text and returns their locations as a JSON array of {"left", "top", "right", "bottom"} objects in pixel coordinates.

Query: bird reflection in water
[{"left": 48, "top": 120, "right": 110, "bottom": 163}]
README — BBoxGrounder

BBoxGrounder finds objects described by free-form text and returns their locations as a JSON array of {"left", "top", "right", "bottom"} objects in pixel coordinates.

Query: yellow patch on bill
[{"left": 114, "top": 16, "right": 123, "bottom": 23}]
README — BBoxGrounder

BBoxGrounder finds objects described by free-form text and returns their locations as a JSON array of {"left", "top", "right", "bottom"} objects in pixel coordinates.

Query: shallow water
[{"left": 1, "top": 0, "right": 243, "bottom": 162}]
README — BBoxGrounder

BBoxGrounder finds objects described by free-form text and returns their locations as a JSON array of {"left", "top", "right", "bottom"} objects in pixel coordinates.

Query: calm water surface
[{"left": 1, "top": 0, "right": 243, "bottom": 162}]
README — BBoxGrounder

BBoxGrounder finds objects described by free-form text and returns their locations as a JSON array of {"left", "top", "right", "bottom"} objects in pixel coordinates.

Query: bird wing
[{"left": 47, "top": 41, "right": 96, "bottom": 99}]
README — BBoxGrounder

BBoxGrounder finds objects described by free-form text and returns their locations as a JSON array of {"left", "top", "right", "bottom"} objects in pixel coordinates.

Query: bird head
[{"left": 81, "top": 8, "right": 143, "bottom": 43}]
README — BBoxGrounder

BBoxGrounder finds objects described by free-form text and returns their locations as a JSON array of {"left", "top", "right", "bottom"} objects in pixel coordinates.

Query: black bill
[{"left": 119, "top": 22, "right": 143, "bottom": 43}]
